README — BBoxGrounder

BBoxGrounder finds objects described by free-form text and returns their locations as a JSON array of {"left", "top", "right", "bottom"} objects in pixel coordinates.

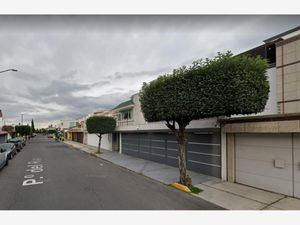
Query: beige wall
[{"left": 277, "top": 37, "right": 300, "bottom": 114}]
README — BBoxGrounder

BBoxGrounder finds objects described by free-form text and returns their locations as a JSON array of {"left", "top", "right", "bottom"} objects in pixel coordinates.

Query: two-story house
[
  {"left": 112, "top": 93, "right": 222, "bottom": 178},
  {"left": 110, "top": 26, "right": 300, "bottom": 198},
  {"left": 221, "top": 26, "right": 300, "bottom": 198}
]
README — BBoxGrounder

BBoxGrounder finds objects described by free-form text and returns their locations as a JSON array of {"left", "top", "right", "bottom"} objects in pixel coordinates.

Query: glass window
[{"left": 122, "top": 110, "right": 132, "bottom": 120}]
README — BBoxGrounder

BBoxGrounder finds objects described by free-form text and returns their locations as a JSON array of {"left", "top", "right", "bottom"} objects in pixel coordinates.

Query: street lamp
[{"left": 0, "top": 69, "right": 18, "bottom": 74}]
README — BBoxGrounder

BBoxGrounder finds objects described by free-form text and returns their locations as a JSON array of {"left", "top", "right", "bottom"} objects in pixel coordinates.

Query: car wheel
[{"left": 10, "top": 154, "right": 13, "bottom": 160}]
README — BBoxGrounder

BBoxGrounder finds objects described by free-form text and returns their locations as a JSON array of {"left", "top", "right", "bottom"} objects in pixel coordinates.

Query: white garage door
[{"left": 235, "top": 133, "right": 294, "bottom": 196}]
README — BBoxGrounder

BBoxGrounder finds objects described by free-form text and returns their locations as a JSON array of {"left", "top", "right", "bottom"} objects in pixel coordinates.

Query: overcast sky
[{"left": 0, "top": 15, "right": 299, "bottom": 128}]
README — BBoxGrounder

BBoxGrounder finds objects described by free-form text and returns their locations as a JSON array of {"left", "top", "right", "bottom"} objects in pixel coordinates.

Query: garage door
[
  {"left": 235, "top": 133, "right": 300, "bottom": 198},
  {"left": 122, "top": 132, "right": 221, "bottom": 177}
]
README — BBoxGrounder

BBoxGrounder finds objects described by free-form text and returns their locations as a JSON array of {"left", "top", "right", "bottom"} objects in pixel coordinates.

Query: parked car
[
  {"left": 0, "top": 143, "right": 17, "bottom": 159},
  {"left": 0, "top": 146, "right": 9, "bottom": 169},
  {"left": 15, "top": 137, "right": 26, "bottom": 147},
  {"left": 7, "top": 138, "right": 23, "bottom": 152},
  {"left": 31, "top": 133, "right": 37, "bottom": 137},
  {"left": 48, "top": 134, "right": 54, "bottom": 138}
]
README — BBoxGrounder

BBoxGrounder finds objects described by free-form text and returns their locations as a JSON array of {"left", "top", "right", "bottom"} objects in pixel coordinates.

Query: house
[
  {"left": 111, "top": 93, "right": 221, "bottom": 177},
  {"left": 221, "top": 26, "right": 300, "bottom": 198},
  {"left": 107, "top": 26, "right": 300, "bottom": 198},
  {"left": 67, "top": 127, "right": 84, "bottom": 143},
  {"left": 57, "top": 120, "right": 79, "bottom": 138},
  {"left": 1, "top": 125, "right": 16, "bottom": 139}
]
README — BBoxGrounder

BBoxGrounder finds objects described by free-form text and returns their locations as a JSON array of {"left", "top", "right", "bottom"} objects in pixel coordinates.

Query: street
[{"left": 0, "top": 135, "right": 223, "bottom": 210}]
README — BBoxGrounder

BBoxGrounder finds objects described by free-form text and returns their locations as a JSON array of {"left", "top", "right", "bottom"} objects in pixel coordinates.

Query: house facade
[
  {"left": 67, "top": 26, "right": 300, "bottom": 197},
  {"left": 112, "top": 93, "right": 222, "bottom": 177},
  {"left": 221, "top": 26, "right": 300, "bottom": 198},
  {"left": 109, "top": 26, "right": 300, "bottom": 198},
  {"left": 57, "top": 120, "right": 79, "bottom": 140}
]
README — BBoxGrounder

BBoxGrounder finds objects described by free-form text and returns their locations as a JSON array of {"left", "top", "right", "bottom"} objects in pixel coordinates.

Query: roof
[
  {"left": 93, "top": 111, "right": 112, "bottom": 116},
  {"left": 264, "top": 26, "right": 300, "bottom": 43},
  {"left": 219, "top": 112, "right": 300, "bottom": 124},
  {"left": 113, "top": 99, "right": 134, "bottom": 110},
  {"left": 67, "top": 127, "right": 83, "bottom": 132}
]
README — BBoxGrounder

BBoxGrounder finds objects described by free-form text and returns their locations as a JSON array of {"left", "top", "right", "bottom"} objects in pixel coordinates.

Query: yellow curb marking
[{"left": 171, "top": 182, "right": 191, "bottom": 193}]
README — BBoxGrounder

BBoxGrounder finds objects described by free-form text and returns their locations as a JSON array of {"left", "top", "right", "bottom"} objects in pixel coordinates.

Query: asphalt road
[{"left": 0, "top": 135, "right": 223, "bottom": 210}]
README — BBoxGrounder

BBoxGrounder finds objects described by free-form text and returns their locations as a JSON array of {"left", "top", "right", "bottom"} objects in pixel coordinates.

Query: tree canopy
[
  {"left": 139, "top": 52, "right": 269, "bottom": 186},
  {"left": 31, "top": 119, "right": 35, "bottom": 133},
  {"left": 15, "top": 125, "right": 31, "bottom": 136},
  {"left": 86, "top": 116, "right": 116, "bottom": 135},
  {"left": 140, "top": 52, "right": 269, "bottom": 123}
]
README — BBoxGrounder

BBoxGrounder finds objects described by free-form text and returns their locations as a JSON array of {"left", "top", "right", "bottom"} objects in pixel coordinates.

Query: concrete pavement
[{"left": 64, "top": 140, "right": 300, "bottom": 210}]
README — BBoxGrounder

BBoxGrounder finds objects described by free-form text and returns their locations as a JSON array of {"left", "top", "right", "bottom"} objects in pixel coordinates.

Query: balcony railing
[{"left": 117, "top": 119, "right": 134, "bottom": 126}]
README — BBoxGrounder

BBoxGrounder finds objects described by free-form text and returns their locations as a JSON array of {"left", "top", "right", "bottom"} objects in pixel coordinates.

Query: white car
[{"left": 0, "top": 146, "right": 9, "bottom": 169}]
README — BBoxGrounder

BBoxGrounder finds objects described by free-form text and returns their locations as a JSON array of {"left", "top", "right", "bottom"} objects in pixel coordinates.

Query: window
[
  {"left": 266, "top": 43, "right": 276, "bottom": 65},
  {"left": 121, "top": 109, "right": 132, "bottom": 120}
]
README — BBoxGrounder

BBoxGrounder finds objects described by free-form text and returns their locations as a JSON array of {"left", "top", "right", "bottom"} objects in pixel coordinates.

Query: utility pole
[{"left": 21, "top": 114, "right": 24, "bottom": 125}]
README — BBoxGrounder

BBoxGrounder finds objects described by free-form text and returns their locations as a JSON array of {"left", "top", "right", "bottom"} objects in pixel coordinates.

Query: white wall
[
  {"left": 87, "top": 133, "right": 112, "bottom": 151},
  {"left": 116, "top": 93, "right": 218, "bottom": 132}
]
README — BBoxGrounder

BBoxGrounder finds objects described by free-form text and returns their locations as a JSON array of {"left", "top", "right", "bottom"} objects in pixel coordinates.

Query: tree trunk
[
  {"left": 98, "top": 134, "right": 102, "bottom": 153},
  {"left": 176, "top": 122, "right": 192, "bottom": 187}
]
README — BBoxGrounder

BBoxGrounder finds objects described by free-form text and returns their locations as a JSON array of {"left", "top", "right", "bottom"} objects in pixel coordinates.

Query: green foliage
[
  {"left": 140, "top": 52, "right": 269, "bottom": 122},
  {"left": 31, "top": 119, "right": 35, "bottom": 133},
  {"left": 2, "top": 125, "right": 14, "bottom": 133},
  {"left": 15, "top": 125, "right": 31, "bottom": 136},
  {"left": 86, "top": 116, "right": 116, "bottom": 135},
  {"left": 48, "top": 129, "right": 57, "bottom": 134},
  {"left": 189, "top": 185, "right": 202, "bottom": 194}
]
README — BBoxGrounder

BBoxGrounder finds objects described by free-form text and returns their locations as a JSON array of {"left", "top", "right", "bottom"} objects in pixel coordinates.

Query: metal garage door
[
  {"left": 235, "top": 133, "right": 300, "bottom": 197},
  {"left": 187, "top": 133, "right": 221, "bottom": 177},
  {"left": 122, "top": 132, "right": 221, "bottom": 177}
]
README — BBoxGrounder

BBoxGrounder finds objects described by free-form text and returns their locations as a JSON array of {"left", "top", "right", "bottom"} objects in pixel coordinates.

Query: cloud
[{"left": 0, "top": 15, "right": 299, "bottom": 127}]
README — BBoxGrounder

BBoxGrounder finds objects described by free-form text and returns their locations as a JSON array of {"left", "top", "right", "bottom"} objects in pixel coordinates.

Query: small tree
[
  {"left": 15, "top": 125, "right": 31, "bottom": 137},
  {"left": 86, "top": 116, "right": 116, "bottom": 153},
  {"left": 140, "top": 52, "right": 269, "bottom": 187},
  {"left": 31, "top": 119, "right": 35, "bottom": 133}
]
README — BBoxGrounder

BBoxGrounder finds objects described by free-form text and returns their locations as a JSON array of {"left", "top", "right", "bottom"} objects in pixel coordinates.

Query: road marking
[{"left": 22, "top": 158, "right": 44, "bottom": 186}]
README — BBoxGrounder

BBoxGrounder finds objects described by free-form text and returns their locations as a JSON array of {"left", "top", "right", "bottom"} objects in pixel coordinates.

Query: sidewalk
[{"left": 64, "top": 140, "right": 300, "bottom": 210}]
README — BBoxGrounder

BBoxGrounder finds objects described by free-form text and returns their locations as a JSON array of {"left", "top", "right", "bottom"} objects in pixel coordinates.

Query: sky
[{"left": 0, "top": 15, "right": 299, "bottom": 128}]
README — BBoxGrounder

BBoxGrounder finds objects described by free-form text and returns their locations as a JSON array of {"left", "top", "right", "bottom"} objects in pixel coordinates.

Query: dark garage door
[{"left": 122, "top": 132, "right": 221, "bottom": 177}]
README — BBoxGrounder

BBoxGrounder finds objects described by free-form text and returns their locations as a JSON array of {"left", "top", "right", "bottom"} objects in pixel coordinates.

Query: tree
[
  {"left": 86, "top": 116, "right": 116, "bottom": 153},
  {"left": 15, "top": 125, "right": 31, "bottom": 137},
  {"left": 31, "top": 119, "right": 35, "bottom": 133},
  {"left": 140, "top": 52, "right": 269, "bottom": 187},
  {"left": 2, "top": 125, "right": 14, "bottom": 133}
]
